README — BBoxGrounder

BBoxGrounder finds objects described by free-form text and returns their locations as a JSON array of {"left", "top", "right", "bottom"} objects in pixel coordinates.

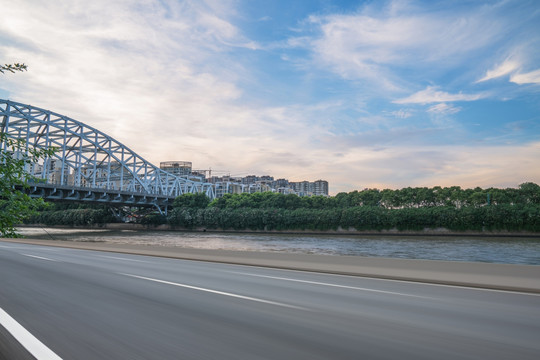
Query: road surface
[{"left": 1, "top": 241, "right": 539, "bottom": 359}]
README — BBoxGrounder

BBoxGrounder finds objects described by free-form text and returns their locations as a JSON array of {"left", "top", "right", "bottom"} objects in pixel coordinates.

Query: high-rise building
[
  {"left": 242, "top": 175, "right": 259, "bottom": 185},
  {"left": 313, "top": 180, "right": 329, "bottom": 196},
  {"left": 160, "top": 161, "right": 192, "bottom": 176},
  {"left": 275, "top": 178, "right": 289, "bottom": 187}
]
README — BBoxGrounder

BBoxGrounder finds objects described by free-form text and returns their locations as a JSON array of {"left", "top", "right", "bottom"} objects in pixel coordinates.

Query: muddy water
[{"left": 17, "top": 227, "right": 540, "bottom": 265}]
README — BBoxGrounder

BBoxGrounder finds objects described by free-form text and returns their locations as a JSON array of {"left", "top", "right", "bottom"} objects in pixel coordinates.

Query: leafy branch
[
  {"left": 0, "top": 133, "right": 56, "bottom": 237},
  {"left": 0, "top": 63, "right": 28, "bottom": 74}
]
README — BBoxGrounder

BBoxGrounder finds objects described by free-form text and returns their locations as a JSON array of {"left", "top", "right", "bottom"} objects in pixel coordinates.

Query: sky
[{"left": 1, "top": 0, "right": 539, "bottom": 194}]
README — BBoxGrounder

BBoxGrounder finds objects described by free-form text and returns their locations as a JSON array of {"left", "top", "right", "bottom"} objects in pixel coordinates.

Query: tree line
[
  {"left": 206, "top": 182, "right": 540, "bottom": 210},
  {"left": 167, "top": 204, "right": 540, "bottom": 232},
  {"left": 165, "top": 183, "right": 540, "bottom": 232},
  {"left": 18, "top": 183, "right": 540, "bottom": 233},
  {"left": 25, "top": 203, "right": 118, "bottom": 227}
]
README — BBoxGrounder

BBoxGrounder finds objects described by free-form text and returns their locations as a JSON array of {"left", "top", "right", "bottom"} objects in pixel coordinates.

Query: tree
[
  {"left": 0, "top": 133, "right": 55, "bottom": 237},
  {"left": 0, "top": 63, "right": 27, "bottom": 74},
  {"left": 172, "top": 193, "right": 210, "bottom": 209},
  {"left": 518, "top": 182, "right": 540, "bottom": 204}
]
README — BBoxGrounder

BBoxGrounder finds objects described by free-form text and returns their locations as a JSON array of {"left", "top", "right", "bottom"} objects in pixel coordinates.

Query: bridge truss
[{"left": 1, "top": 99, "right": 215, "bottom": 213}]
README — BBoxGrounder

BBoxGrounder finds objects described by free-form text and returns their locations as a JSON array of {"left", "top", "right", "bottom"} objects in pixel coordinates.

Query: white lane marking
[
  {"left": 21, "top": 254, "right": 59, "bottom": 262},
  {"left": 222, "top": 263, "right": 540, "bottom": 297},
  {"left": 0, "top": 307, "right": 63, "bottom": 360},
  {"left": 374, "top": 277, "right": 540, "bottom": 297},
  {"left": 229, "top": 272, "right": 432, "bottom": 299},
  {"left": 95, "top": 255, "right": 147, "bottom": 263},
  {"left": 121, "top": 273, "right": 307, "bottom": 310},
  {"left": 285, "top": 269, "right": 540, "bottom": 297}
]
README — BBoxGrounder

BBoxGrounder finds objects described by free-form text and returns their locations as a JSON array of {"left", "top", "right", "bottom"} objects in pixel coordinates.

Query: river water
[{"left": 17, "top": 227, "right": 540, "bottom": 265}]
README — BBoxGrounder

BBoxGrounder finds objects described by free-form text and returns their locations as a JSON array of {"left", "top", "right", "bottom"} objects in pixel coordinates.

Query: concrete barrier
[{"left": 3, "top": 238, "right": 540, "bottom": 293}]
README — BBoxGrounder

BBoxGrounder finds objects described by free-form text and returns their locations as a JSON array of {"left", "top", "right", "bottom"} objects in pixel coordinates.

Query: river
[{"left": 16, "top": 227, "right": 540, "bottom": 265}]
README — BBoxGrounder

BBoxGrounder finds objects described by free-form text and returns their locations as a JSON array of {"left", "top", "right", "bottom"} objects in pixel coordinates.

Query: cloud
[
  {"left": 510, "top": 68, "right": 540, "bottom": 85},
  {"left": 394, "top": 86, "right": 485, "bottom": 105},
  {"left": 427, "top": 103, "right": 462, "bottom": 115},
  {"left": 477, "top": 57, "right": 540, "bottom": 85},
  {"left": 296, "top": 2, "right": 508, "bottom": 91},
  {"left": 390, "top": 109, "right": 414, "bottom": 119},
  {"left": 477, "top": 58, "right": 521, "bottom": 82}
]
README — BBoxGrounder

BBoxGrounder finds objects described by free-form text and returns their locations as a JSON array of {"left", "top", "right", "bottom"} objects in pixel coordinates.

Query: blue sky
[{"left": 1, "top": 0, "right": 539, "bottom": 193}]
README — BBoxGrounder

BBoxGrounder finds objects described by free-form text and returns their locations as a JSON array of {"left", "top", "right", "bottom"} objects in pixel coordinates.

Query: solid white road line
[
  {"left": 0, "top": 307, "right": 63, "bottom": 360},
  {"left": 21, "top": 254, "right": 59, "bottom": 262},
  {"left": 121, "top": 273, "right": 307, "bottom": 310},
  {"left": 231, "top": 272, "right": 432, "bottom": 299},
  {"left": 225, "top": 264, "right": 540, "bottom": 297}
]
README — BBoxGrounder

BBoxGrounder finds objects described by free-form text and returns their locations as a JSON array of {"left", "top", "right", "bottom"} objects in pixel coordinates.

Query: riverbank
[
  {"left": 3, "top": 237, "right": 540, "bottom": 293},
  {"left": 21, "top": 223, "right": 540, "bottom": 237}
]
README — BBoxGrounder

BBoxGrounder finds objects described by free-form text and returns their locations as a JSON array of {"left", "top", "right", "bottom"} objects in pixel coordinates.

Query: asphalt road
[{"left": 1, "top": 241, "right": 539, "bottom": 359}]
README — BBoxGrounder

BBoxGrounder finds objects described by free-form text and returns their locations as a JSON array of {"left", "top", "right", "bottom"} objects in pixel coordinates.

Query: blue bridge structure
[{"left": 1, "top": 99, "right": 216, "bottom": 214}]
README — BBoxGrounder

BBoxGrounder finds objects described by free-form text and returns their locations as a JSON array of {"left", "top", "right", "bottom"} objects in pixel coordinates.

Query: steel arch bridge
[{"left": 1, "top": 99, "right": 215, "bottom": 213}]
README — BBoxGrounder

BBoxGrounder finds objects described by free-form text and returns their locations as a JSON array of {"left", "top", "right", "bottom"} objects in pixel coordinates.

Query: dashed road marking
[
  {"left": 21, "top": 254, "right": 59, "bottom": 262},
  {"left": 230, "top": 272, "right": 432, "bottom": 299},
  {"left": 121, "top": 273, "right": 307, "bottom": 310},
  {"left": 95, "top": 255, "right": 147, "bottom": 263}
]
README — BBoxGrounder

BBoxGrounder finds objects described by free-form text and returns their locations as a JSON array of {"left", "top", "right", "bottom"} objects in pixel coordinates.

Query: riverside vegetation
[
  {"left": 26, "top": 203, "right": 118, "bottom": 226},
  {"left": 166, "top": 183, "right": 540, "bottom": 232},
  {"left": 27, "top": 183, "right": 540, "bottom": 233}
]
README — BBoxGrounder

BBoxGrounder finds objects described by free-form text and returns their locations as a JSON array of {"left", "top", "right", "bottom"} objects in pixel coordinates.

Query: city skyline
[{"left": 1, "top": 0, "right": 539, "bottom": 194}]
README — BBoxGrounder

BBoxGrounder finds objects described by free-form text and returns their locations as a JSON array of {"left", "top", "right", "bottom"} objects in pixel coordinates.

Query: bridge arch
[{"left": 1, "top": 99, "right": 215, "bottom": 210}]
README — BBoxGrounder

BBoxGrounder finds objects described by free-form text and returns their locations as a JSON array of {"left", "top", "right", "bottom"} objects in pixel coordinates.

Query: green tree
[
  {"left": 0, "top": 63, "right": 27, "bottom": 74},
  {"left": 173, "top": 193, "right": 210, "bottom": 209},
  {"left": 518, "top": 182, "right": 540, "bottom": 204},
  {"left": 0, "top": 133, "right": 55, "bottom": 237}
]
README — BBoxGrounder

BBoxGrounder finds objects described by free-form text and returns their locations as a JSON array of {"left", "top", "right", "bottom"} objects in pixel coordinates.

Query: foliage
[
  {"left": 26, "top": 207, "right": 117, "bottom": 226},
  {"left": 167, "top": 204, "right": 540, "bottom": 233},
  {"left": 173, "top": 193, "right": 210, "bottom": 209},
  {"left": 166, "top": 184, "right": 540, "bottom": 233},
  {"left": 139, "top": 212, "right": 168, "bottom": 226},
  {"left": 209, "top": 192, "right": 337, "bottom": 210},
  {"left": 0, "top": 133, "right": 55, "bottom": 237},
  {"left": 204, "top": 184, "right": 540, "bottom": 211},
  {"left": 0, "top": 63, "right": 27, "bottom": 74},
  {"left": 25, "top": 184, "right": 540, "bottom": 232}
]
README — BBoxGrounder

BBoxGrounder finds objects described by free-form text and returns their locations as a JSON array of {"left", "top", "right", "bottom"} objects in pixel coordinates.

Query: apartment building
[{"left": 158, "top": 160, "right": 328, "bottom": 197}]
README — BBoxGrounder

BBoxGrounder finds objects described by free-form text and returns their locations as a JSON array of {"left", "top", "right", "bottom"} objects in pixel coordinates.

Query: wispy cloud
[
  {"left": 295, "top": 1, "right": 508, "bottom": 92},
  {"left": 427, "top": 103, "right": 462, "bottom": 115},
  {"left": 390, "top": 109, "right": 414, "bottom": 119},
  {"left": 478, "top": 57, "right": 540, "bottom": 85},
  {"left": 0, "top": 0, "right": 253, "bottom": 153},
  {"left": 510, "top": 68, "right": 540, "bottom": 85},
  {"left": 394, "top": 86, "right": 486, "bottom": 105},
  {"left": 477, "top": 58, "right": 521, "bottom": 82}
]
